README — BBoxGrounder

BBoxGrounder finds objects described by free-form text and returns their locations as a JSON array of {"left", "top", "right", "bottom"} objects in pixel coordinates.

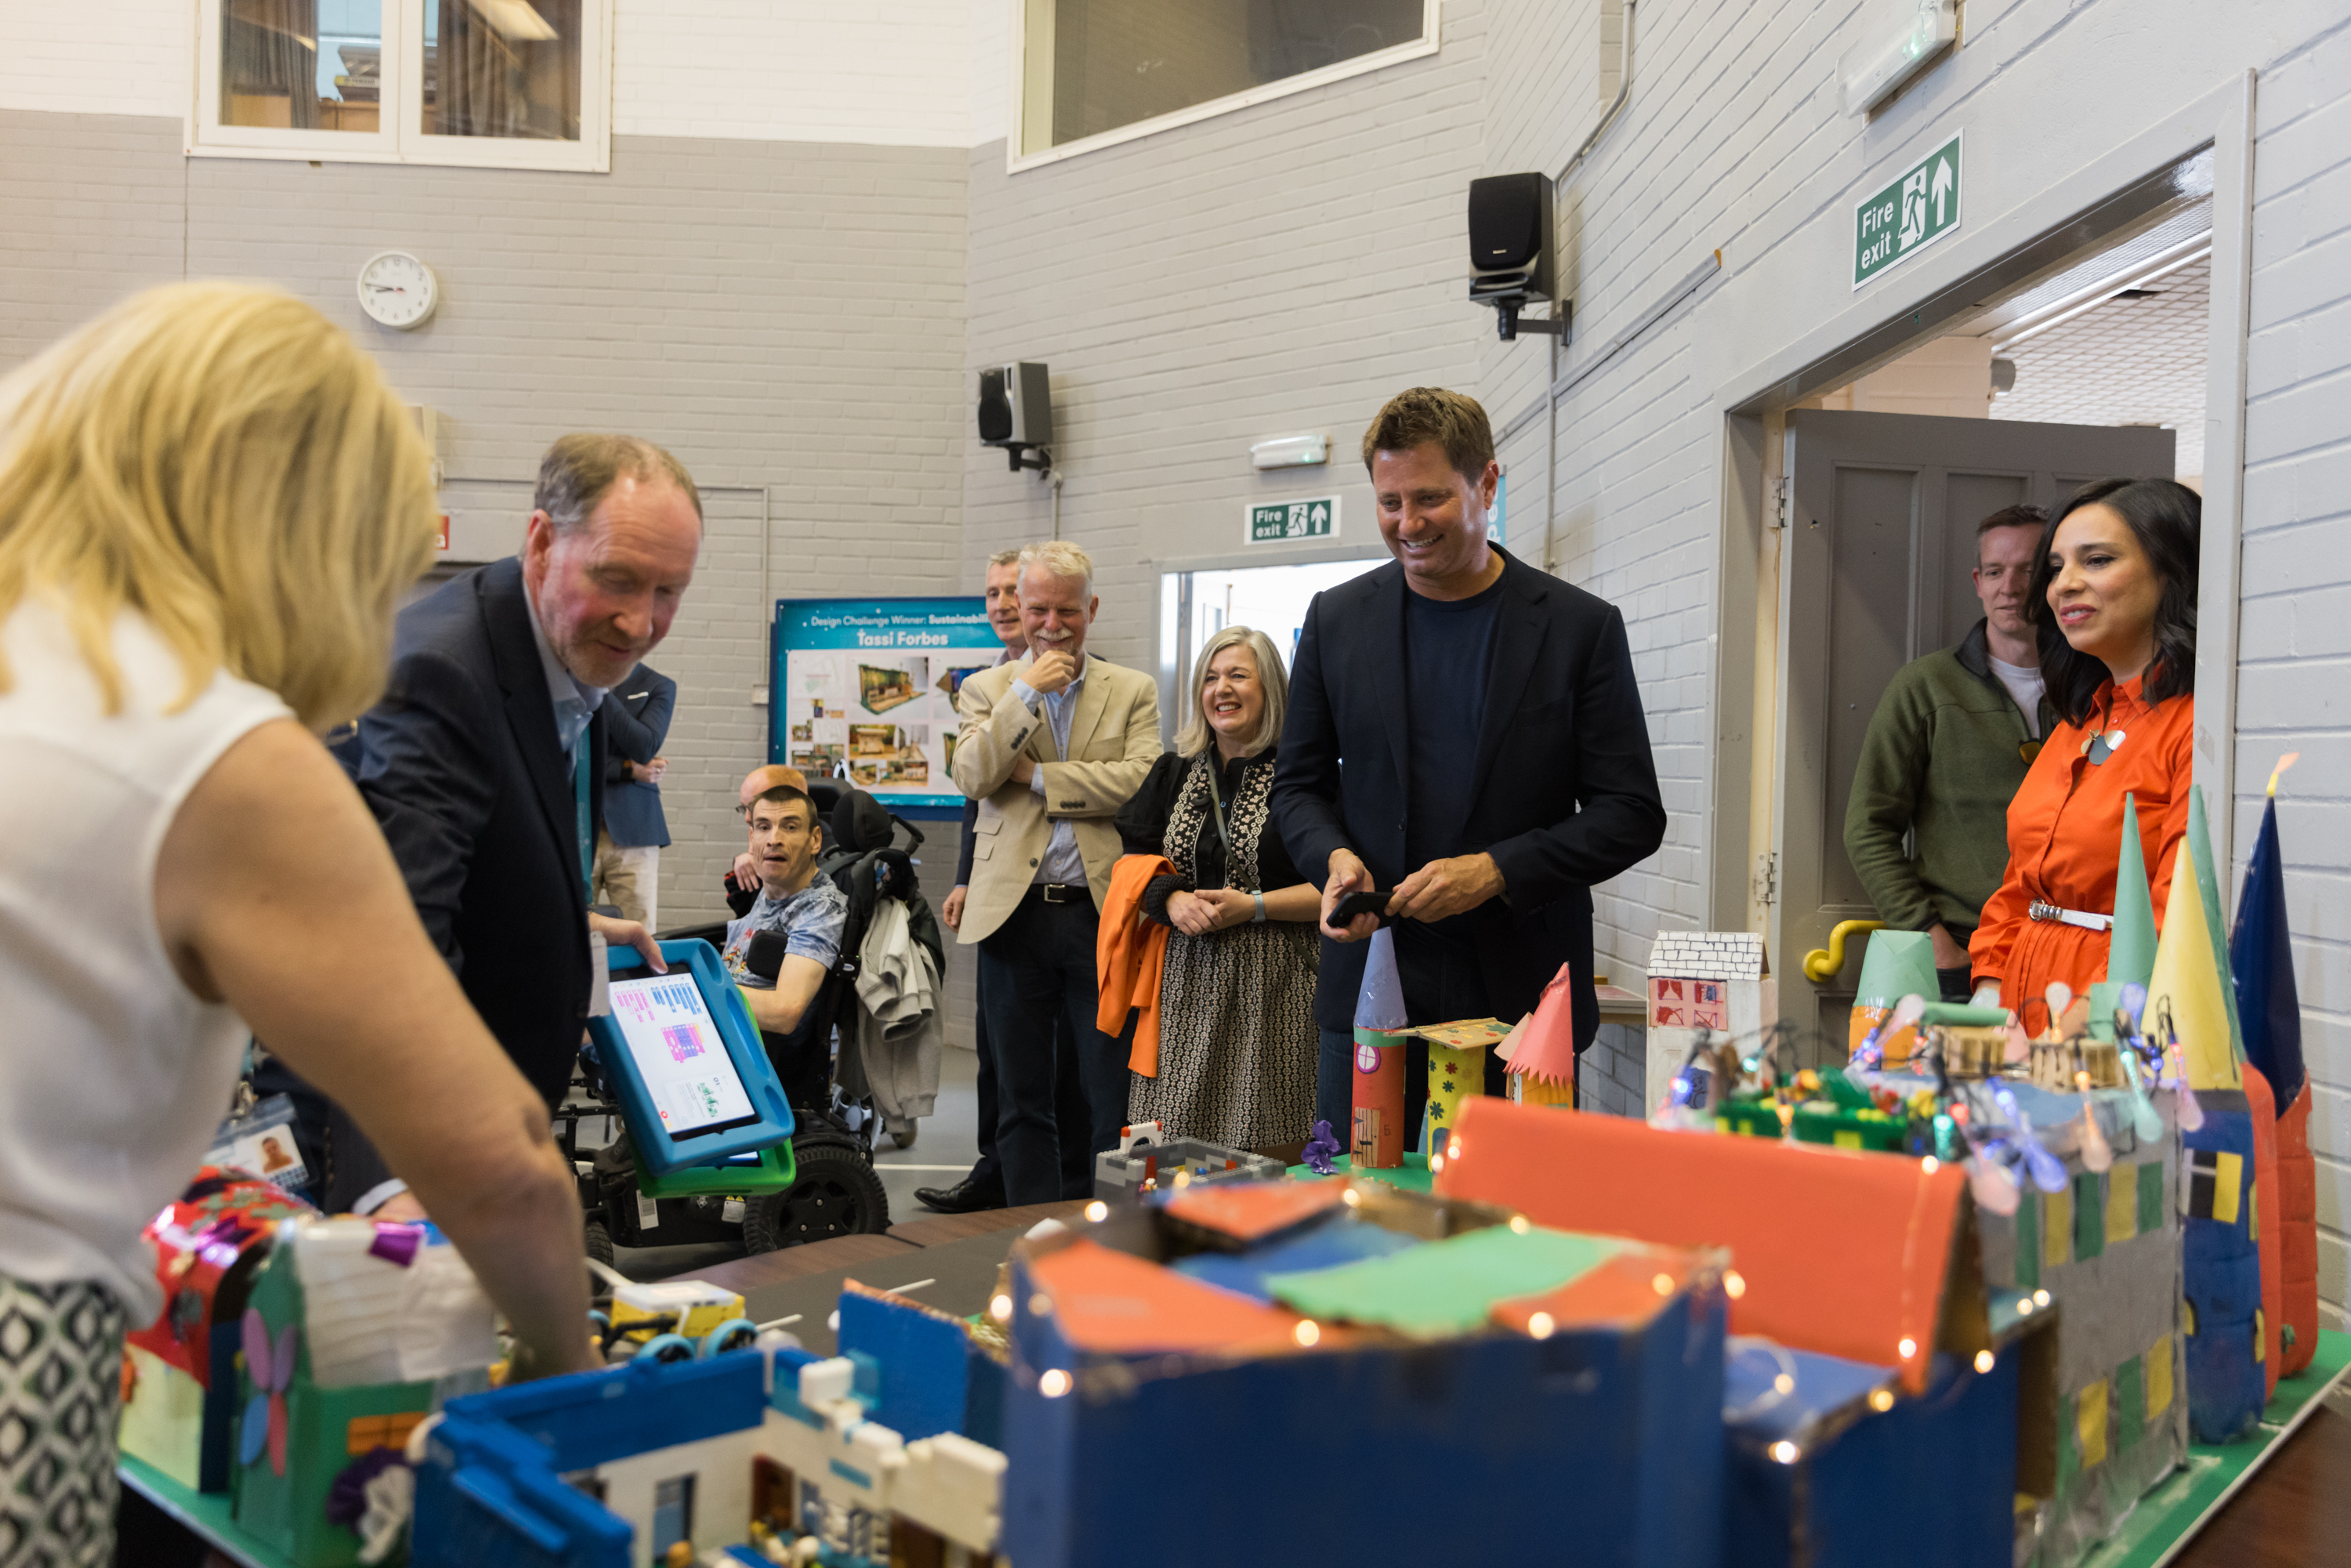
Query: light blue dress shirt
[
  {"left": 523, "top": 588, "right": 608, "bottom": 755},
  {"left": 1010, "top": 654, "right": 1090, "bottom": 887}
]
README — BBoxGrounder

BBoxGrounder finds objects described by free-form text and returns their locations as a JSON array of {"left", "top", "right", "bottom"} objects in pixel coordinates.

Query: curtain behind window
[
  {"left": 435, "top": 0, "right": 580, "bottom": 140},
  {"left": 224, "top": 0, "right": 324, "bottom": 129}
]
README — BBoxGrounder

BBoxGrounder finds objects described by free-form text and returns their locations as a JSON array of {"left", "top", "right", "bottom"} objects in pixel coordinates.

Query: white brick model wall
[{"left": 2235, "top": 20, "right": 2351, "bottom": 1331}]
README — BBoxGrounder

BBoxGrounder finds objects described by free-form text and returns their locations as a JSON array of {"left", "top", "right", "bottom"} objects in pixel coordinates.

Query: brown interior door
[{"left": 1773, "top": 409, "right": 2177, "bottom": 1062}]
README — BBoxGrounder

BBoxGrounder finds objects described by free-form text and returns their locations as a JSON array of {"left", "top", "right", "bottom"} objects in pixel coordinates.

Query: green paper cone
[
  {"left": 1852, "top": 929, "right": 1939, "bottom": 1005},
  {"left": 2107, "top": 792, "right": 2157, "bottom": 992}
]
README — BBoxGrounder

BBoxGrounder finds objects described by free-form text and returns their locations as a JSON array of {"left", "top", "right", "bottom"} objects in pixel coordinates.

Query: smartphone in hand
[{"left": 1331, "top": 888, "right": 1393, "bottom": 924}]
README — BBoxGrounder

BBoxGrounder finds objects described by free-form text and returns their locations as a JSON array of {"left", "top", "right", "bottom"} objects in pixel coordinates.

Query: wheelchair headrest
[{"left": 829, "top": 788, "right": 896, "bottom": 855}]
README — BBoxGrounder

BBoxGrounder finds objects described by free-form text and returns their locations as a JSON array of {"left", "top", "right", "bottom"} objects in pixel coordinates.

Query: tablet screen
[{"left": 607, "top": 974, "right": 759, "bottom": 1139}]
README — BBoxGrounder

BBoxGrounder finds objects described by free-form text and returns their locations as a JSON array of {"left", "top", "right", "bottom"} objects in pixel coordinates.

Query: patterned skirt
[
  {"left": 0, "top": 1276, "right": 126, "bottom": 1568},
  {"left": 1128, "top": 920, "right": 1319, "bottom": 1151}
]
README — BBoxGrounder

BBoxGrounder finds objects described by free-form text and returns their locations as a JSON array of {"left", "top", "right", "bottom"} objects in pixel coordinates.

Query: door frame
[
  {"left": 1146, "top": 541, "right": 1390, "bottom": 744},
  {"left": 1704, "top": 71, "right": 2258, "bottom": 960}
]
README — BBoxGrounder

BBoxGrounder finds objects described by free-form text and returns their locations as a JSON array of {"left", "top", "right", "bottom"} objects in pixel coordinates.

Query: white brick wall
[
  {"left": 0, "top": 111, "right": 973, "bottom": 950},
  {"left": 0, "top": 2, "right": 1007, "bottom": 148},
  {"left": 2235, "top": 15, "right": 2351, "bottom": 1331}
]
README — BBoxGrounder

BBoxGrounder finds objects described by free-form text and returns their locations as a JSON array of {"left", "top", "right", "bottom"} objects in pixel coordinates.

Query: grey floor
[{"left": 609, "top": 1043, "right": 987, "bottom": 1282}]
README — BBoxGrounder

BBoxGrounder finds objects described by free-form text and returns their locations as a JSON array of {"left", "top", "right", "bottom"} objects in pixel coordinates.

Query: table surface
[{"left": 122, "top": 1202, "right": 2349, "bottom": 1568}]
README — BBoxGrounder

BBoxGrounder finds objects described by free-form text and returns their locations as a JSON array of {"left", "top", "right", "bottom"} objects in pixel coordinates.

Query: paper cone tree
[
  {"left": 2108, "top": 791, "right": 2157, "bottom": 991},
  {"left": 2231, "top": 778, "right": 2315, "bottom": 1376},
  {"left": 1498, "top": 961, "right": 1578, "bottom": 1087},
  {"left": 2147, "top": 837, "right": 2238, "bottom": 1092},
  {"left": 1848, "top": 930, "right": 1936, "bottom": 1059}
]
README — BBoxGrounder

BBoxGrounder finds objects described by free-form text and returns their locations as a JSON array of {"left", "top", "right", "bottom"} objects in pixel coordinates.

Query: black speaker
[
  {"left": 977, "top": 362, "right": 1051, "bottom": 448},
  {"left": 1467, "top": 172, "right": 1554, "bottom": 299}
]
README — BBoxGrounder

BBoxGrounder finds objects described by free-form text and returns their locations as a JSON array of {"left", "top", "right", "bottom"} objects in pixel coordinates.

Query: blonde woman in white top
[{"left": 0, "top": 283, "right": 595, "bottom": 1563}]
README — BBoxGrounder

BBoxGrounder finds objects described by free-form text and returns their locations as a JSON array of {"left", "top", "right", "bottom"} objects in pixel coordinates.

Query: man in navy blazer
[
  {"left": 266, "top": 436, "right": 699, "bottom": 1213},
  {"left": 1273, "top": 388, "right": 1666, "bottom": 1137},
  {"left": 597, "top": 661, "right": 677, "bottom": 930}
]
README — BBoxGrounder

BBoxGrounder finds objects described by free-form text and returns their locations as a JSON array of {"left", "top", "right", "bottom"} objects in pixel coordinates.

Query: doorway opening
[
  {"left": 1155, "top": 556, "right": 1385, "bottom": 738},
  {"left": 1700, "top": 121, "right": 2245, "bottom": 1084}
]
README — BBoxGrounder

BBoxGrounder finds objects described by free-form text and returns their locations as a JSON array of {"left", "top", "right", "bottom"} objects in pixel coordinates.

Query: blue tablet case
[{"left": 587, "top": 938, "right": 796, "bottom": 1178}]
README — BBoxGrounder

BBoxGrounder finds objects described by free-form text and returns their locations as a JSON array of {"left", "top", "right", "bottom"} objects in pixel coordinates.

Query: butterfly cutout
[{"left": 239, "top": 1308, "right": 299, "bottom": 1476}]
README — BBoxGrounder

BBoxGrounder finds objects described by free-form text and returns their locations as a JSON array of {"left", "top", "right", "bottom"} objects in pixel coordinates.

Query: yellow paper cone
[{"left": 2147, "top": 839, "right": 2240, "bottom": 1091}]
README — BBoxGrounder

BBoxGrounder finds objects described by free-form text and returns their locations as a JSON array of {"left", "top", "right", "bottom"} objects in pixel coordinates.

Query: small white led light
[
  {"left": 1083, "top": 1200, "right": 1108, "bottom": 1222},
  {"left": 1527, "top": 1312, "right": 1556, "bottom": 1341},
  {"left": 1898, "top": 1337, "right": 1918, "bottom": 1360},
  {"left": 1038, "top": 1369, "right": 1071, "bottom": 1398},
  {"left": 1974, "top": 1350, "right": 1995, "bottom": 1374},
  {"left": 1770, "top": 1440, "right": 1800, "bottom": 1465},
  {"left": 988, "top": 1294, "right": 1012, "bottom": 1323},
  {"left": 1293, "top": 1320, "right": 1321, "bottom": 1348}
]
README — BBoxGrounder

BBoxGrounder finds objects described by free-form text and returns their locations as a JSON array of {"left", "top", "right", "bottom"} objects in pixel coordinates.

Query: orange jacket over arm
[
  {"left": 1969, "top": 675, "right": 2193, "bottom": 1031},
  {"left": 1097, "top": 853, "right": 1174, "bottom": 1077}
]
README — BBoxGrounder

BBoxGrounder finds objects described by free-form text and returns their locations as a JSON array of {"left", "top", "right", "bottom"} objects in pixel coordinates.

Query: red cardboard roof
[{"left": 1433, "top": 1099, "right": 1972, "bottom": 1394}]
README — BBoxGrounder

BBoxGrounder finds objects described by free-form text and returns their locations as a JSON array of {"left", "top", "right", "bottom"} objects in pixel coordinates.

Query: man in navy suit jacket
[
  {"left": 1273, "top": 388, "right": 1666, "bottom": 1138},
  {"left": 267, "top": 436, "right": 701, "bottom": 1213},
  {"left": 597, "top": 661, "right": 677, "bottom": 929}
]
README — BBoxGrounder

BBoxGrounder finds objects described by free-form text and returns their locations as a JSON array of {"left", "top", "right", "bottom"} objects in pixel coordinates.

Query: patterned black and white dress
[{"left": 1114, "top": 748, "right": 1319, "bottom": 1150}]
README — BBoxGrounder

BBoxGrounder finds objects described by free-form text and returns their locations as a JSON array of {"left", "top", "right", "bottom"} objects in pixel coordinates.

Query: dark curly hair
[{"left": 2029, "top": 477, "right": 2199, "bottom": 727}]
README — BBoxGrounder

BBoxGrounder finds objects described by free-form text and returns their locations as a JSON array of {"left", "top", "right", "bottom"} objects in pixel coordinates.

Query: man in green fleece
[{"left": 1844, "top": 505, "right": 2052, "bottom": 1001}]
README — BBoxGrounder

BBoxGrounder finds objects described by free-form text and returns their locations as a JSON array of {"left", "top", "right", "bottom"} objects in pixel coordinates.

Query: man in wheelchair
[{"left": 723, "top": 782, "right": 848, "bottom": 1110}]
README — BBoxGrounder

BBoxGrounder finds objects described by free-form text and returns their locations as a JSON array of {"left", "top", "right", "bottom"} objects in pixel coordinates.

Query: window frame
[
  {"left": 187, "top": 0, "right": 613, "bottom": 172},
  {"left": 1008, "top": 0, "right": 1440, "bottom": 172}
]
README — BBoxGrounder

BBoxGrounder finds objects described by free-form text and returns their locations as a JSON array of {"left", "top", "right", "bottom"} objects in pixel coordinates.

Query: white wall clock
[{"left": 357, "top": 251, "right": 439, "bottom": 330}]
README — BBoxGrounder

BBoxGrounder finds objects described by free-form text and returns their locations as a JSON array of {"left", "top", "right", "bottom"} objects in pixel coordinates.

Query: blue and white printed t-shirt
[{"left": 722, "top": 878, "right": 849, "bottom": 989}]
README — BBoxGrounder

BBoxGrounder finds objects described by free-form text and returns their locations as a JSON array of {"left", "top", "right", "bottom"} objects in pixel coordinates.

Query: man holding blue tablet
[{"left": 724, "top": 783, "right": 849, "bottom": 1107}]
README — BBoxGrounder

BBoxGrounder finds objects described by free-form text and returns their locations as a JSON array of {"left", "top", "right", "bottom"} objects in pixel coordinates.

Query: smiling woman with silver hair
[{"left": 1114, "top": 625, "right": 1322, "bottom": 1148}]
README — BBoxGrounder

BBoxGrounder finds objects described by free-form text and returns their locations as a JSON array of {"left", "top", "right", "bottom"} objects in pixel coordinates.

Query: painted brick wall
[
  {"left": 2235, "top": 14, "right": 2351, "bottom": 1330},
  {"left": 962, "top": 5, "right": 1490, "bottom": 664},
  {"left": 1460, "top": 0, "right": 2351, "bottom": 1321},
  {"left": 0, "top": 114, "right": 973, "bottom": 951}
]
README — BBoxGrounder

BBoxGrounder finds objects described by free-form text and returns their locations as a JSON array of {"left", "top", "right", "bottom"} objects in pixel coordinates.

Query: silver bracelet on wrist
[{"left": 1252, "top": 890, "right": 1266, "bottom": 923}]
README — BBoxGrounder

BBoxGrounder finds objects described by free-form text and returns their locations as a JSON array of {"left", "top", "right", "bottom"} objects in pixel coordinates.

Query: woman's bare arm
[{"left": 155, "top": 720, "right": 596, "bottom": 1379}]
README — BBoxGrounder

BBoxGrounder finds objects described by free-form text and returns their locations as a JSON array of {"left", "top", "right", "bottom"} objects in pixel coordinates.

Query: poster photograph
[{"left": 770, "top": 598, "right": 997, "bottom": 812}]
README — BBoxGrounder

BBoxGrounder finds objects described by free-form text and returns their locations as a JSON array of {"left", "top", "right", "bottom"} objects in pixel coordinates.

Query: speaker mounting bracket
[
  {"left": 1005, "top": 444, "right": 1052, "bottom": 473},
  {"left": 1487, "top": 295, "right": 1568, "bottom": 342}
]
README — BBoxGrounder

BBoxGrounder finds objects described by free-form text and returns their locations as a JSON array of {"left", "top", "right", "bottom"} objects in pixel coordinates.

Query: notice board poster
[{"left": 770, "top": 598, "right": 995, "bottom": 812}]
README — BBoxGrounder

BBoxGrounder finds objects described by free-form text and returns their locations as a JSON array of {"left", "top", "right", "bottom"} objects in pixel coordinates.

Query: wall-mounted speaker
[
  {"left": 978, "top": 363, "right": 1052, "bottom": 450},
  {"left": 1468, "top": 172, "right": 1554, "bottom": 300}
]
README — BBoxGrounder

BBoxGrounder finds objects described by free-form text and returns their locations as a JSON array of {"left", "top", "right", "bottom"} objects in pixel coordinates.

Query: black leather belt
[{"left": 1033, "top": 882, "right": 1087, "bottom": 904}]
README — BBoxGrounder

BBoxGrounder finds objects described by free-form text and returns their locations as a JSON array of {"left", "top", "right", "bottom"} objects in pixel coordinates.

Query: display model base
[
  {"left": 1284, "top": 1150, "right": 1435, "bottom": 1191},
  {"left": 2074, "top": 1327, "right": 2348, "bottom": 1568},
  {"left": 118, "top": 1454, "right": 296, "bottom": 1568}
]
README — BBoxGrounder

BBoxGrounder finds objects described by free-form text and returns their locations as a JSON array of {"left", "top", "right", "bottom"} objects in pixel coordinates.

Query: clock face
[{"left": 357, "top": 252, "right": 437, "bottom": 330}]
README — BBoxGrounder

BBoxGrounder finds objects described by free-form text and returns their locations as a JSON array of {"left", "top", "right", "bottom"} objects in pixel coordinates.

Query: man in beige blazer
[{"left": 951, "top": 541, "right": 1162, "bottom": 1204}]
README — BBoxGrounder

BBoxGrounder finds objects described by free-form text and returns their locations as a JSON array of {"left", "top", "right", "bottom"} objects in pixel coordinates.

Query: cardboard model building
[
  {"left": 415, "top": 1287, "right": 1007, "bottom": 1568},
  {"left": 231, "top": 1216, "right": 499, "bottom": 1567},
  {"left": 1643, "top": 932, "right": 1774, "bottom": 1117},
  {"left": 119, "top": 1168, "right": 316, "bottom": 1494},
  {"left": 1000, "top": 1179, "right": 1729, "bottom": 1568},
  {"left": 1433, "top": 1098, "right": 2059, "bottom": 1568},
  {"left": 2150, "top": 788, "right": 2283, "bottom": 1445}
]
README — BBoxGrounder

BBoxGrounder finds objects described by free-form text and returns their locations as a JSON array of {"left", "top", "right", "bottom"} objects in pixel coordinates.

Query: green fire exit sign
[
  {"left": 1246, "top": 497, "right": 1338, "bottom": 543},
  {"left": 1853, "top": 132, "right": 1962, "bottom": 289}
]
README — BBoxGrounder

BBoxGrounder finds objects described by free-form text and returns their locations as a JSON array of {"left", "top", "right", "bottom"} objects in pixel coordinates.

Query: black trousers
[
  {"left": 978, "top": 889, "right": 1125, "bottom": 1205},
  {"left": 969, "top": 957, "right": 1086, "bottom": 1198}
]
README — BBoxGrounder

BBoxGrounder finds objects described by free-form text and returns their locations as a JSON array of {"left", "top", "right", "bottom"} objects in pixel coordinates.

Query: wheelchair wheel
[
  {"left": 584, "top": 1218, "right": 614, "bottom": 1269},
  {"left": 743, "top": 1139, "right": 890, "bottom": 1252}
]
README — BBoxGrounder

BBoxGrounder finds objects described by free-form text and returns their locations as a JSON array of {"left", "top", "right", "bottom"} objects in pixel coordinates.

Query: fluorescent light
[
  {"left": 1839, "top": 0, "right": 1956, "bottom": 118},
  {"left": 1250, "top": 433, "right": 1329, "bottom": 470},
  {"left": 468, "top": 0, "right": 559, "bottom": 42}
]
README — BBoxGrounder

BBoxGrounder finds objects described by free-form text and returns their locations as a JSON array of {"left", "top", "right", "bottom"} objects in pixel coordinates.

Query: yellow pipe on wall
[{"left": 1802, "top": 919, "right": 1887, "bottom": 983}]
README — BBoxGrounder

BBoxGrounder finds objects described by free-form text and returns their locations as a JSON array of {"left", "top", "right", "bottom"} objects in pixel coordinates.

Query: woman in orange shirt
[{"left": 1970, "top": 478, "right": 2201, "bottom": 1034}]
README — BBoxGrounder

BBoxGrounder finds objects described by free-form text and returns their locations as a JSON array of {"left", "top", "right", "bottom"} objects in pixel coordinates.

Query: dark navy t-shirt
[{"left": 1402, "top": 574, "right": 1504, "bottom": 875}]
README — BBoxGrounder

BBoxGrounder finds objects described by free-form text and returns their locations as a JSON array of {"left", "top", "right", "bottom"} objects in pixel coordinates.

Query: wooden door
[{"left": 1773, "top": 411, "right": 2175, "bottom": 1060}]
